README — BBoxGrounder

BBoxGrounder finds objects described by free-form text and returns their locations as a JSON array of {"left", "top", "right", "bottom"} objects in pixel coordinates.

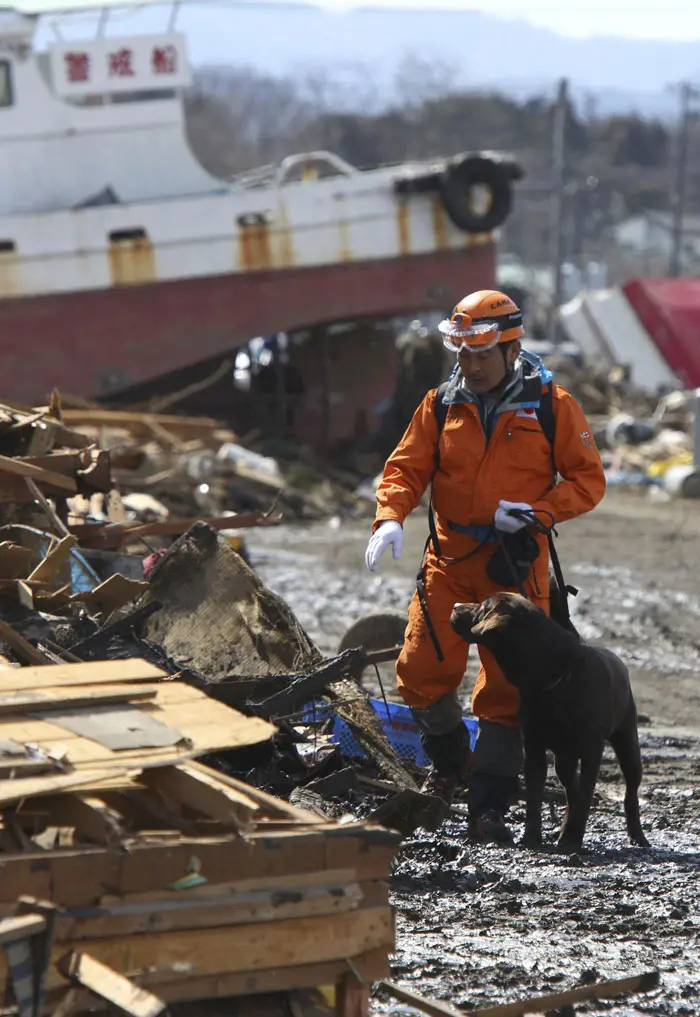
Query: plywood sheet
[{"left": 0, "top": 682, "right": 275, "bottom": 804}]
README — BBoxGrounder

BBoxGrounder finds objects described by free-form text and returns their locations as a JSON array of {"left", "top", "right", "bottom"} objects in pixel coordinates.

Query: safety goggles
[{"left": 438, "top": 310, "right": 523, "bottom": 353}]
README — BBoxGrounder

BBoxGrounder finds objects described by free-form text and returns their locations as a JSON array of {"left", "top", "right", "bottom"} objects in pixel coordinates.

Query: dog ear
[{"left": 470, "top": 611, "right": 506, "bottom": 641}]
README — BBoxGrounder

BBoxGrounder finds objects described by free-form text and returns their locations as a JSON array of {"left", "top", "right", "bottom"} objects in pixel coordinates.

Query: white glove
[
  {"left": 494, "top": 500, "right": 533, "bottom": 534},
  {"left": 365, "top": 520, "right": 403, "bottom": 572}
]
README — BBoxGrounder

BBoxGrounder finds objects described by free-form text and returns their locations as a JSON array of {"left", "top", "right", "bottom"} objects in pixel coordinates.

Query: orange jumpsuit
[{"left": 374, "top": 374, "right": 606, "bottom": 728}]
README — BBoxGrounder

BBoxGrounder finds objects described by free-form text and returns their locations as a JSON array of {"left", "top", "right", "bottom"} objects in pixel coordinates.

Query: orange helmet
[{"left": 439, "top": 290, "right": 524, "bottom": 353}]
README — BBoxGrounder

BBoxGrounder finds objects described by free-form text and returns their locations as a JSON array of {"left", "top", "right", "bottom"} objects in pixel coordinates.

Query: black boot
[
  {"left": 419, "top": 723, "right": 472, "bottom": 805},
  {"left": 466, "top": 720, "right": 523, "bottom": 846}
]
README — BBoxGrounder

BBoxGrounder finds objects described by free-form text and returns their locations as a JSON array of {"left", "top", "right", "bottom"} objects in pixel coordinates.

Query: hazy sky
[
  {"left": 305, "top": 0, "right": 700, "bottom": 40},
  {"left": 23, "top": 0, "right": 700, "bottom": 43}
]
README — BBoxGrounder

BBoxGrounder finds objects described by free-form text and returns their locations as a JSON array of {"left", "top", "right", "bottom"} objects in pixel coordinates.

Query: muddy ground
[{"left": 247, "top": 491, "right": 700, "bottom": 1016}]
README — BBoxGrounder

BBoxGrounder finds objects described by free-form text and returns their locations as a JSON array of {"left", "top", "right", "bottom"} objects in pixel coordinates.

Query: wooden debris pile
[
  {"left": 0, "top": 656, "right": 398, "bottom": 1016},
  {"left": 56, "top": 404, "right": 367, "bottom": 522},
  {"left": 0, "top": 397, "right": 282, "bottom": 664}
]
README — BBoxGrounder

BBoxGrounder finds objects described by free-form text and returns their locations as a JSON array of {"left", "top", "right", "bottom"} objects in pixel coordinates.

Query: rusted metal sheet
[
  {"left": 237, "top": 221, "right": 273, "bottom": 273},
  {"left": 108, "top": 230, "right": 156, "bottom": 287},
  {"left": 397, "top": 202, "right": 410, "bottom": 257}
]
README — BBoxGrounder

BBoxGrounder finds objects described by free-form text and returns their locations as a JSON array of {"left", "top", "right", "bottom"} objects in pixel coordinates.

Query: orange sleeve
[
  {"left": 531, "top": 385, "right": 606, "bottom": 524},
  {"left": 373, "top": 389, "right": 440, "bottom": 531}
]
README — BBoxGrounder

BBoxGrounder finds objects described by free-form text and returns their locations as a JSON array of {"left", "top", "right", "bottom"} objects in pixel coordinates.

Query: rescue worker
[{"left": 364, "top": 290, "right": 606, "bottom": 843}]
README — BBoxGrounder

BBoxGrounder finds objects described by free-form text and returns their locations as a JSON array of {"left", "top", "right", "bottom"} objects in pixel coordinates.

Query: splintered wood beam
[
  {"left": 0, "top": 684, "right": 157, "bottom": 716},
  {"left": 188, "top": 762, "right": 325, "bottom": 824},
  {"left": 0, "top": 618, "right": 51, "bottom": 665},
  {"left": 380, "top": 970, "right": 661, "bottom": 1017},
  {"left": 0, "top": 913, "right": 47, "bottom": 944},
  {"left": 0, "top": 455, "right": 77, "bottom": 491},
  {"left": 64, "top": 953, "right": 166, "bottom": 1017},
  {"left": 27, "top": 534, "right": 78, "bottom": 584},
  {"left": 48, "top": 795, "right": 125, "bottom": 847},
  {"left": 25, "top": 478, "right": 72, "bottom": 537},
  {"left": 0, "top": 658, "right": 167, "bottom": 691},
  {"left": 56, "top": 882, "right": 365, "bottom": 940},
  {"left": 141, "top": 764, "right": 261, "bottom": 831}
]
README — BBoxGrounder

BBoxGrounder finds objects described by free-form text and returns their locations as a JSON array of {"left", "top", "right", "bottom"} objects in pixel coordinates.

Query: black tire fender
[{"left": 439, "top": 155, "right": 518, "bottom": 234}]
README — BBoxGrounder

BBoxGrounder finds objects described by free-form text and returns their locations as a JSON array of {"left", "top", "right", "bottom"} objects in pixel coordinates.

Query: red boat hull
[{"left": 0, "top": 245, "right": 495, "bottom": 404}]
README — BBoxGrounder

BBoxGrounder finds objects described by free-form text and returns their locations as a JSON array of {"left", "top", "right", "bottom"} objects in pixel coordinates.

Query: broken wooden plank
[
  {"left": 24, "top": 478, "right": 72, "bottom": 536},
  {"left": 69, "top": 513, "right": 282, "bottom": 550},
  {"left": 141, "top": 764, "right": 261, "bottom": 831},
  {"left": 57, "top": 882, "right": 366, "bottom": 940},
  {"left": 0, "top": 618, "right": 52, "bottom": 665},
  {"left": 64, "top": 952, "right": 166, "bottom": 1017},
  {"left": 379, "top": 984, "right": 466, "bottom": 1017},
  {"left": 70, "top": 574, "right": 149, "bottom": 615},
  {"left": 48, "top": 795, "right": 125, "bottom": 847},
  {"left": 188, "top": 762, "right": 325, "bottom": 824},
  {"left": 0, "top": 913, "right": 47, "bottom": 944},
  {"left": 57, "top": 409, "right": 227, "bottom": 438},
  {"left": 0, "top": 770, "right": 120, "bottom": 808},
  {"left": 27, "top": 535, "right": 78, "bottom": 584},
  {"left": 0, "top": 455, "right": 76, "bottom": 491},
  {"left": 0, "top": 658, "right": 166, "bottom": 692},
  {"left": 0, "top": 682, "right": 275, "bottom": 786},
  {"left": 44, "top": 947, "right": 390, "bottom": 1010},
  {"left": 98, "top": 867, "right": 358, "bottom": 907},
  {"left": 31, "top": 906, "right": 395, "bottom": 992},
  {"left": 381, "top": 971, "right": 661, "bottom": 1017},
  {"left": 0, "top": 684, "right": 158, "bottom": 716}
]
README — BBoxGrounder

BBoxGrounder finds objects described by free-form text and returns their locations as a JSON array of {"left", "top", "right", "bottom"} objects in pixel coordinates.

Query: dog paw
[{"left": 632, "top": 833, "right": 651, "bottom": 849}]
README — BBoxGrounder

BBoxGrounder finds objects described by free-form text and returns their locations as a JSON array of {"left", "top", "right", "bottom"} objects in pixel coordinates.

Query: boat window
[{"left": 0, "top": 61, "right": 13, "bottom": 108}]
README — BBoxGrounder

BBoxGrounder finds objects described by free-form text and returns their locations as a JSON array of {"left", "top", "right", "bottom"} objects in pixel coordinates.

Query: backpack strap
[
  {"left": 535, "top": 381, "right": 557, "bottom": 479},
  {"left": 426, "top": 381, "right": 451, "bottom": 561},
  {"left": 433, "top": 381, "right": 450, "bottom": 466}
]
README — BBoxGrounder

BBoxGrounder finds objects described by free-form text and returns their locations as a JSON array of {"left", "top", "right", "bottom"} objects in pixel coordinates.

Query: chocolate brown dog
[{"left": 451, "top": 593, "right": 649, "bottom": 851}]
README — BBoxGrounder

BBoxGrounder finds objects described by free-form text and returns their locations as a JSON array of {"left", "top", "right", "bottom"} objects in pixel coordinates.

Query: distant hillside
[{"left": 173, "top": 3, "right": 700, "bottom": 116}]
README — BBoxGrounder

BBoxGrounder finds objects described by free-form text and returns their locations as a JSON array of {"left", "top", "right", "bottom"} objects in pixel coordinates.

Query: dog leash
[{"left": 503, "top": 507, "right": 578, "bottom": 628}]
